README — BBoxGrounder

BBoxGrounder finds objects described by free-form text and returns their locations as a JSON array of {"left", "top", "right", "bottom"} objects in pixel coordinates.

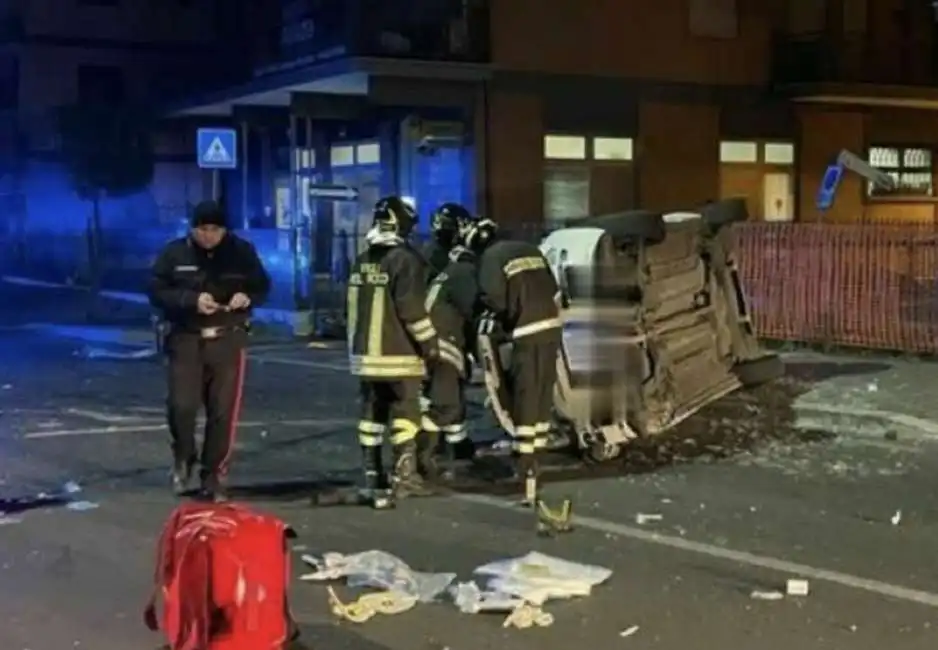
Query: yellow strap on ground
[
  {"left": 327, "top": 586, "right": 418, "bottom": 623},
  {"left": 502, "top": 603, "right": 554, "bottom": 629}
]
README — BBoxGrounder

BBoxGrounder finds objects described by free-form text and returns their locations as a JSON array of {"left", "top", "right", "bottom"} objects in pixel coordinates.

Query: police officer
[
  {"left": 147, "top": 200, "right": 270, "bottom": 502},
  {"left": 348, "top": 196, "right": 439, "bottom": 507},
  {"left": 461, "top": 217, "right": 562, "bottom": 479},
  {"left": 417, "top": 203, "right": 479, "bottom": 477}
]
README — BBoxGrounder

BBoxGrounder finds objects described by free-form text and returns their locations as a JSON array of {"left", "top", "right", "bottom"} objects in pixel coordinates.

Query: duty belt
[{"left": 172, "top": 325, "right": 246, "bottom": 339}]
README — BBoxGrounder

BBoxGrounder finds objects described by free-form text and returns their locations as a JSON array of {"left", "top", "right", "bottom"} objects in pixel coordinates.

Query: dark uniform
[
  {"left": 469, "top": 221, "right": 562, "bottom": 461},
  {"left": 416, "top": 203, "right": 480, "bottom": 474},
  {"left": 348, "top": 196, "right": 439, "bottom": 506},
  {"left": 148, "top": 201, "right": 270, "bottom": 501},
  {"left": 420, "top": 243, "right": 478, "bottom": 471}
]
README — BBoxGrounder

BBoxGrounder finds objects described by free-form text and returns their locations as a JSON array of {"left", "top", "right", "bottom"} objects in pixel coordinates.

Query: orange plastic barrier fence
[{"left": 734, "top": 223, "right": 938, "bottom": 353}]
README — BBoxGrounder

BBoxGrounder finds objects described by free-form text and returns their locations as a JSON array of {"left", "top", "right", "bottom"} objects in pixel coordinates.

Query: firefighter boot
[
  {"left": 359, "top": 445, "right": 393, "bottom": 509},
  {"left": 391, "top": 441, "right": 435, "bottom": 498},
  {"left": 415, "top": 430, "right": 441, "bottom": 480},
  {"left": 517, "top": 453, "right": 540, "bottom": 507}
]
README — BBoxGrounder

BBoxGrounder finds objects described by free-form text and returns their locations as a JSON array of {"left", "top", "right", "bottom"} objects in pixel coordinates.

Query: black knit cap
[{"left": 191, "top": 200, "right": 228, "bottom": 228}]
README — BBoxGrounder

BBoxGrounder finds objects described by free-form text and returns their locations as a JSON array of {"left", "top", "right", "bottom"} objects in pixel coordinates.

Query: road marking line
[
  {"left": 64, "top": 408, "right": 153, "bottom": 423},
  {"left": 250, "top": 355, "right": 347, "bottom": 372},
  {"left": 795, "top": 402, "right": 938, "bottom": 440},
  {"left": 22, "top": 417, "right": 356, "bottom": 439},
  {"left": 457, "top": 493, "right": 938, "bottom": 608}
]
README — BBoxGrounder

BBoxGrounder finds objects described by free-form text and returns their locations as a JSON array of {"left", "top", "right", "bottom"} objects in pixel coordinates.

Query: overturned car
[{"left": 478, "top": 198, "right": 783, "bottom": 462}]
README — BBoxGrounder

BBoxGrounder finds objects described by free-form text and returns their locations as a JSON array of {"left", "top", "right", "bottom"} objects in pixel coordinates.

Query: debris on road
[
  {"left": 299, "top": 550, "right": 455, "bottom": 603},
  {"left": 891, "top": 509, "right": 902, "bottom": 525},
  {"left": 66, "top": 500, "right": 99, "bottom": 512},
  {"left": 635, "top": 513, "right": 663, "bottom": 525},
  {"left": 785, "top": 579, "right": 809, "bottom": 596},
  {"left": 750, "top": 590, "right": 784, "bottom": 601},
  {"left": 620, "top": 625, "right": 640, "bottom": 637},
  {"left": 302, "top": 550, "right": 611, "bottom": 630}
]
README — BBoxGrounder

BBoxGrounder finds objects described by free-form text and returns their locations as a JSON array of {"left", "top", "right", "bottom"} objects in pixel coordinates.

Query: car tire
[
  {"left": 701, "top": 198, "right": 749, "bottom": 229},
  {"left": 733, "top": 353, "right": 784, "bottom": 387}
]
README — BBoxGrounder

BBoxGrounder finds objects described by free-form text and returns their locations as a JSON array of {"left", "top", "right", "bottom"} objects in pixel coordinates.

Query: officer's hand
[
  {"left": 197, "top": 292, "right": 219, "bottom": 315},
  {"left": 228, "top": 292, "right": 251, "bottom": 310}
]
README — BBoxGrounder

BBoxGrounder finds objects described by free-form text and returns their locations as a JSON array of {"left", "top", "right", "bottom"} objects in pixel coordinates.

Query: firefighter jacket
[
  {"left": 477, "top": 239, "right": 561, "bottom": 340},
  {"left": 425, "top": 246, "right": 477, "bottom": 375},
  {"left": 347, "top": 242, "right": 439, "bottom": 379},
  {"left": 148, "top": 234, "right": 270, "bottom": 332},
  {"left": 418, "top": 239, "right": 452, "bottom": 283}
]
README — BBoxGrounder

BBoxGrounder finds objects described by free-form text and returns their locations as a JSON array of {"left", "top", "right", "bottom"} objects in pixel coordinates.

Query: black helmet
[
  {"left": 462, "top": 217, "right": 498, "bottom": 253},
  {"left": 431, "top": 202, "right": 472, "bottom": 245},
  {"left": 372, "top": 196, "right": 417, "bottom": 238}
]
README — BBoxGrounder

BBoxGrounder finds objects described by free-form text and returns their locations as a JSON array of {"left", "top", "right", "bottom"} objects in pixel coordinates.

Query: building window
[
  {"left": 593, "top": 137, "right": 633, "bottom": 161},
  {"left": 867, "top": 146, "right": 933, "bottom": 197},
  {"left": 719, "top": 140, "right": 759, "bottom": 163},
  {"left": 544, "top": 135, "right": 586, "bottom": 160},
  {"left": 356, "top": 142, "right": 380, "bottom": 165},
  {"left": 77, "top": 64, "right": 124, "bottom": 104},
  {"left": 329, "top": 144, "right": 354, "bottom": 167},
  {"left": 763, "top": 142, "right": 795, "bottom": 165},
  {"left": 688, "top": 0, "right": 738, "bottom": 38}
]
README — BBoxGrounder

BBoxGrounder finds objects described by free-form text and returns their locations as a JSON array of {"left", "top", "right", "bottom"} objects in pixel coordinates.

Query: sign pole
[{"left": 212, "top": 169, "right": 220, "bottom": 201}]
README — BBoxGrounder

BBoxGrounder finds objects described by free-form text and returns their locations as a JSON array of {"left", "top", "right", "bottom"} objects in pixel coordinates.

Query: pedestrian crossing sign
[{"left": 196, "top": 127, "right": 237, "bottom": 170}]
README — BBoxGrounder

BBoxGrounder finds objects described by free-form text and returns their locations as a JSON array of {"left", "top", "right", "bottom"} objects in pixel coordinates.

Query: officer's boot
[
  {"left": 390, "top": 440, "right": 434, "bottom": 499},
  {"left": 170, "top": 457, "right": 195, "bottom": 496},
  {"left": 199, "top": 470, "right": 229, "bottom": 503},
  {"left": 359, "top": 445, "right": 393, "bottom": 509}
]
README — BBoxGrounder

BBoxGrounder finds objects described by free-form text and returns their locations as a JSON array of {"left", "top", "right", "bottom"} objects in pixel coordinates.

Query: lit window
[
  {"left": 868, "top": 146, "right": 933, "bottom": 197},
  {"left": 544, "top": 135, "right": 586, "bottom": 160},
  {"left": 593, "top": 137, "right": 633, "bottom": 161},
  {"left": 763, "top": 142, "right": 794, "bottom": 165},
  {"left": 330, "top": 145, "right": 354, "bottom": 167},
  {"left": 719, "top": 140, "right": 758, "bottom": 163},
  {"left": 356, "top": 142, "right": 380, "bottom": 165}
]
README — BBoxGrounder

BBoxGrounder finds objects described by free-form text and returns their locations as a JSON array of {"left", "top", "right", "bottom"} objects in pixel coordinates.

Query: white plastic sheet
[
  {"left": 453, "top": 551, "right": 612, "bottom": 611},
  {"left": 300, "top": 551, "right": 455, "bottom": 603}
]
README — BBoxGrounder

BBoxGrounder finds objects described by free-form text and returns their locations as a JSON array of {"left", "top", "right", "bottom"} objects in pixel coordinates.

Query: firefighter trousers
[
  {"left": 421, "top": 361, "right": 467, "bottom": 444},
  {"left": 358, "top": 379, "right": 422, "bottom": 448},
  {"left": 165, "top": 330, "right": 247, "bottom": 479},
  {"left": 509, "top": 331, "right": 561, "bottom": 455}
]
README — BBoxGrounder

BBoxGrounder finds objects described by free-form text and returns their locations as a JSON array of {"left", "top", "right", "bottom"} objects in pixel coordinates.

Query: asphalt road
[{"left": 2, "top": 294, "right": 938, "bottom": 648}]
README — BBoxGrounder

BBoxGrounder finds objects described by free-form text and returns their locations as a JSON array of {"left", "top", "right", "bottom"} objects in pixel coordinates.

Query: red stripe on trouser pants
[{"left": 218, "top": 349, "right": 247, "bottom": 477}]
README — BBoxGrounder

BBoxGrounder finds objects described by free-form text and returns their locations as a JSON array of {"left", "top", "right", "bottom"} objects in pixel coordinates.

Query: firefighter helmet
[
  {"left": 431, "top": 202, "right": 472, "bottom": 245},
  {"left": 372, "top": 196, "right": 418, "bottom": 237}
]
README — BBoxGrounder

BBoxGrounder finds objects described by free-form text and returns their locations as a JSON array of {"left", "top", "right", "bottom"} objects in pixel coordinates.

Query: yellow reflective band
[
  {"left": 357, "top": 432, "right": 383, "bottom": 447},
  {"left": 444, "top": 424, "right": 467, "bottom": 443},
  {"left": 390, "top": 418, "right": 419, "bottom": 444},
  {"left": 503, "top": 256, "right": 546, "bottom": 279},
  {"left": 533, "top": 436, "right": 549, "bottom": 449},
  {"left": 349, "top": 354, "right": 426, "bottom": 377},
  {"left": 358, "top": 420, "right": 387, "bottom": 434},
  {"left": 515, "top": 441, "right": 536, "bottom": 454},
  {"left": 406, "top": 317, "right": 437, "bottom": 342},
  {"left": 512, "top": 318, "right": 561, "bottom": 339},
  {"left": 438, "top": 339, "right": 465, "bottom": 372},
  {"left": 346, "top": 285, "right": 359, "bottom": 349},
  {"left": 425, "top": 283, "right": 443, "bottom": 311},
  {"left": 366, "top": 285, "right": 385, "bottom": 357},
  {"left": 515, "top": 425, "right": 538, "bottom": 438},
  {"left": 534, "top": 422, "right": 551, "bottom": 433},
  {"left": 421, "top": 415, "right": 440, "bottom": 432}
]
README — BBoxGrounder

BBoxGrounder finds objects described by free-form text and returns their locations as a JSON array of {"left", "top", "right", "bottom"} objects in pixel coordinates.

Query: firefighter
[
  {"left": 348, "top": 195, "right": 440, "bottom": 508},
  {"left": 461, "top": 217, "right": 562, "bottom": 481},
  {"left": 148, "top": 200, "right": 271, "bottom": 502},
  {"left": 419, "top": 202, "right": 463, "bottom": 282},
  {"left": 417, "top": 203, "right": 479, "bottom": 477}
]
